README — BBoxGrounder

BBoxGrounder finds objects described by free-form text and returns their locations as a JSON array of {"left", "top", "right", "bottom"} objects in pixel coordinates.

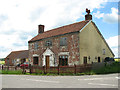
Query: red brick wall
[
  {"left": 29, "top": 32, "right": 80, "bottom": 66},
  {"left": 5, "top": 58, "right": 14, "bottom": 66}
]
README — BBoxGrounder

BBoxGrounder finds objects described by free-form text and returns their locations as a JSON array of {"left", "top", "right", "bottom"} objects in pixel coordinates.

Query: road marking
[
  {"left": 78, "top": 77, "right": 119, "bottom": 81},
  {"left": 88, "top": 83, "right": 117, "bottom": 87},
  {"left": 78, "top": 78, "right": 103, "bottom": 81},
  {"left": 84, "top": 78, "right": 103, "bottom": 80},
  {"left": 116, "top": 77, "right": 120, "bottom": 79},
  {"left": 21, "top": 78, "right": 59, "bottom": 83}
]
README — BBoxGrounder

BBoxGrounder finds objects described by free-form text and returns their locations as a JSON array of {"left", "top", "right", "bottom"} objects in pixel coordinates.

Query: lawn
[{"left": 0, "top": 61, "right": 5, "bottom": 65}]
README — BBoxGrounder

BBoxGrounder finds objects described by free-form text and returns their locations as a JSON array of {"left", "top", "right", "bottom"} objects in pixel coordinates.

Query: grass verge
[{"left": 0, "top": 70, "right": 23, "bottom": 75}]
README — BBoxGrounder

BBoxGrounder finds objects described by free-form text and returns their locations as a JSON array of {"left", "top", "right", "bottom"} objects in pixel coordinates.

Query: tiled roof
[
  {"left": 6, "top": 50, "right": 29, "bottom": 60},
  {"left": 29, "top": 20, "right": 89, "bottom": 42}
]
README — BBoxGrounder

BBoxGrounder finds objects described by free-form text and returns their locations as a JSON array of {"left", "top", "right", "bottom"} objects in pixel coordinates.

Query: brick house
[
  {"left": 5, "top": 50, "right": 29, "bottom": 66},
  {"left": 28, "top": 9, "right": 114, "bottom": 67}
]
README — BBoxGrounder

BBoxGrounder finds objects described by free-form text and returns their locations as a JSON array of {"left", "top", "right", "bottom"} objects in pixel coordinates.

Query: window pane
[
  {"left": 103, "top": 49, "right": 105, "bottom": 55},
  {"left": 60, "top": 37, "right": 67, "bottom": 46},
  {"left": 34, "top": 42, "right": 38, "bottom": 49},
  {"left": 33, "top": 57, "right": 38, "bottom": 64},
  {"left": 65, "top": 56, "right": 68, "bottom": 58},
  {"left": 83, "top": 57, "right": 87, "bottom": 64},
  {"left": 45, "top": 40, "right": 52, "bottom": 46},
  {"left": 59, "top": 55, "right": 68, "bottom": 66}
]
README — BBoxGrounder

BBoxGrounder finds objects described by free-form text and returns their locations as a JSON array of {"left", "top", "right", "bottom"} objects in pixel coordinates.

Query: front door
[{"left": 45, "top": 56, "right": 50, "bottom": 68}]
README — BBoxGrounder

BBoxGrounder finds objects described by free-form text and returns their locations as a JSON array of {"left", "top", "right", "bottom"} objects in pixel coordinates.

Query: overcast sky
[{"left": 0, "top": 0, "right": 119, "bottom": 58}]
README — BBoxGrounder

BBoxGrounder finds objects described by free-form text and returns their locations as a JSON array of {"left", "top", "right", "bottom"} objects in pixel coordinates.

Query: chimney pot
[
  {"left": 85, "top": 8, "right": 92, "bottom": 21},
  {"left": 38, "top": 25, "right": 44, "bottom": 34}
]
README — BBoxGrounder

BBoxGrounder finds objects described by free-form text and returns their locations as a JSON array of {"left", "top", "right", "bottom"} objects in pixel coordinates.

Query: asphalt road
[{"left": 1, "top": 73, "right": 119, "bottom": 88}]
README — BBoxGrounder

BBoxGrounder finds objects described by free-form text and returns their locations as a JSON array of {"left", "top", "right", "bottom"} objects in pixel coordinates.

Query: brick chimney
[
  {"left": 85, "top": 8, "right": 92, "bottom": 21},
  {"left": 38, "top": 25, "right": 44, "bottom": 34}
]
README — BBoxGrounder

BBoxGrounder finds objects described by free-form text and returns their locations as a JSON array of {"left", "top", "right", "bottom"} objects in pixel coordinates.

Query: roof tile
[
  {"left": 6, "top": 50, "right": 29, "bottom": 60},
  {"left": 29, "top": 20, "right": 89, "bottom": 42}
]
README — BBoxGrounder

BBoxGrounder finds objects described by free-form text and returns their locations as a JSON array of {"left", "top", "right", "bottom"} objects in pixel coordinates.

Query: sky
[{"left": 0, "top": 0, "right": 119, "bottom": 58}]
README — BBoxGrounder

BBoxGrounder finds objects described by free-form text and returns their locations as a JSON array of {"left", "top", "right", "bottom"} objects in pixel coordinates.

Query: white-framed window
[{"left": 59, "top": 55, "right": 68, "bottom": 66}]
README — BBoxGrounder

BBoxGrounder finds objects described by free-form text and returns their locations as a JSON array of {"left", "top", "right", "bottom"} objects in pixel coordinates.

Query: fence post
[
  {"left": 15, "top": 66, "right": 17, "bottom": 70},
  {"left": 29, "top": 64, "right": 32, "bottom": 74},
  {"left": 46, "top": 66, "right": 48, "bottom": 74},
  {"left": 7, "top": 66, "right": 9, "bottom": 70},
  {"left": 84, "top": 64, "right": 86, "bottom": 72},
  {"left": 22, "top": 65, "right": 26, "bottom": 74},
  {"left": 22, "top": 66, "right": 24, "bottom": 74},
  {"left": 58, "top": 64, "right": 60, "bottom": 75},
  {"left": 43, "top": 66, "right": 45, "bottom": 74},
  {"left": 74, "top": 64, "right": 76, "bottom": 74},
  {"left": 2, "top": 65, "right": 3, "bottom": 70}
]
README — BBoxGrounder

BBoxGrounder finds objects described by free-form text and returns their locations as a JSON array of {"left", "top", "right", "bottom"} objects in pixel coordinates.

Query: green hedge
[
  {"left": 93, "top": 61, "right": 120, "bottom": 74},
  {"left": 82, "top": 61, "right": 120, "bottom": 75}
]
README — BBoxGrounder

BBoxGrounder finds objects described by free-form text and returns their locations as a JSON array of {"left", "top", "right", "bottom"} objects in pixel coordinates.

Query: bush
[
  {"left": 104, "top": 57, "right": 115, "bottom": 62},
  {"left": 92, "top": 61, "right": 120, "bottom": 74}
]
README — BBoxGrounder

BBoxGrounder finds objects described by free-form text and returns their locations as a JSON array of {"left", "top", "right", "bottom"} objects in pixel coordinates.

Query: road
[{"left": 1, "top": 73, "right": 119, "bottom": 88}]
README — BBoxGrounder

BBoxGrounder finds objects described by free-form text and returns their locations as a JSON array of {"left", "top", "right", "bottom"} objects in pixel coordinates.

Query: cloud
[
  {"left": 93, "top": 7, "right": 119, "bottom": 23},
  {"left": 0, "top": 15, "right": 8, "bottom": 26},
  {"left": 0, "top": 31, "right": 32, "bottom": 57},
  {"left": 106, "top": 35, "right": 118, "bottom": 47},
  {"left": 0, "top": 0, "right": 108, "bottom": 58},
  {"left": 108, "top": 0, "right": 119, "bottom": 2},
  {"left": 0, "top": 0, "right": 107, "bottom": 32},
  {"left": 106, "top": 35, "right": 119, "bottom": 58}
]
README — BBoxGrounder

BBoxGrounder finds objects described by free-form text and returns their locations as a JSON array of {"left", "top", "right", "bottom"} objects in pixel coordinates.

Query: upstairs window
[
  {"left": 34, "top": 42, "right": 38, "bottom": 50},
  {"left": 60, "top": 37, "right": 67, "bottom": 46},
  {"left": 45, "top": 40, "right": 52, "bottom": 46},
  {"left": 12, "top": 60, "right": 14, "bottom": 64},
  {"left": 103, "top": 49, "right": 105, "bottom": 55}
]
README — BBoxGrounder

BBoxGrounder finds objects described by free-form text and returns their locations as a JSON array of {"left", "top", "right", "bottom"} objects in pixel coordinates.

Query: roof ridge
[
  {"left": 39, "top": 20, "right": 86, "bottom": 34},
  {"left": 12, "top": 50, "right": 28, "bottom": 53}
]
